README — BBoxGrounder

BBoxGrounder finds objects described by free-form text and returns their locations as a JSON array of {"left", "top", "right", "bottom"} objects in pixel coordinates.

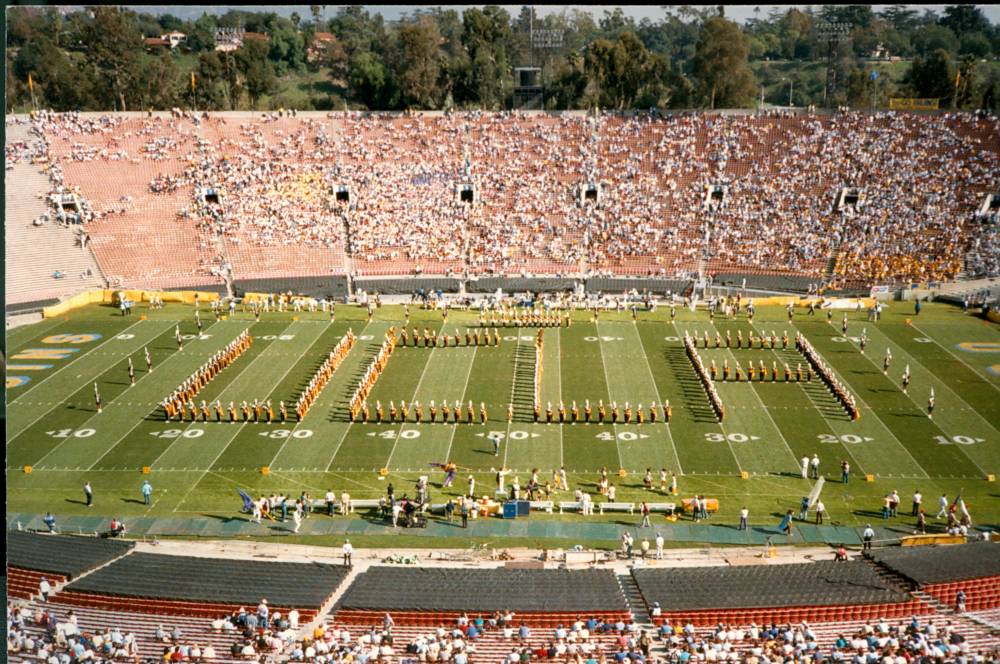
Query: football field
[{"left": 6, "top": 300, "right": 1000, "bottom": 539}]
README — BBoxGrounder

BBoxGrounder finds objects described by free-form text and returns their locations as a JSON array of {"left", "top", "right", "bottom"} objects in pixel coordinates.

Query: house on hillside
[
  {"left": 308, "top": 31, "right": 339, "bottom": 63},
  {"left": 143, "top": 31, "right": 186, "bottom": 52},
  {"left": 215, "top": 28, "right": 270, "bottom": 52}
]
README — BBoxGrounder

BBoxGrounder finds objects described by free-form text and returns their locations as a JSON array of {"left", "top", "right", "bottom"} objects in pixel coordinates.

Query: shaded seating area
[
  {"left": 61, "top": 552, "right": 349, "bottom": 618},
  {"left": 633, "top": 561, "right": 926, "bottom": 626},
  {"left": 8, "top": 531, "right": 134, "bottom": 580},
  {"left": 871, "top": 542, "right": 1000, "bottom": 611},
  {"left": 335, "top": 567, "right": 629, "bottom": 626}
]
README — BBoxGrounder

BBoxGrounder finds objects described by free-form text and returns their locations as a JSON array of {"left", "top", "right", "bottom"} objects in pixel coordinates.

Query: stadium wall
[
  {"left": 41, "top": 289, "right": 222, "bottom": 318},
  {"left": 233, "top": 276, "right": 350, "bottom": 299}
]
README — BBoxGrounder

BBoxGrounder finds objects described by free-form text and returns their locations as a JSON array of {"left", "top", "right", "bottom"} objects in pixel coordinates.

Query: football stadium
[{"left": 5, "top": 5, "right": 1000, "bottom": 663}]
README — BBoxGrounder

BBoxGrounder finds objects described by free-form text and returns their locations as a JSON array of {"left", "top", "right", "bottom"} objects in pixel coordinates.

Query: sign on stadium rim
[{"left": 888, "top": 98, "right": 939, "bottom": 111}]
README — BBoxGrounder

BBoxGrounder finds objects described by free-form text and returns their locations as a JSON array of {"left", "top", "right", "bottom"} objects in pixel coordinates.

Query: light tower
[{"left": 815, "top": 21, "right": 851, "bottom": 107}]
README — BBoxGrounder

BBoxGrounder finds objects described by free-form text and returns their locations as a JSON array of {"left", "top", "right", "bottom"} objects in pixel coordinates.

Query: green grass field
[{"left": 6, "top": 300, "right": 1000, "bottom": 544}]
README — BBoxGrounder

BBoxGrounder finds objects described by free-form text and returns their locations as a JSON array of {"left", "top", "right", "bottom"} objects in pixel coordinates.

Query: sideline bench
[{"left": 599, "top": 502, "right": 635, "bottom": 515}]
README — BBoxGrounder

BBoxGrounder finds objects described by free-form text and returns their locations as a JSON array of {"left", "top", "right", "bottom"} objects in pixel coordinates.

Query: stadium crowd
[
  {"left": 657, "top": 615, "right": 999, "bottom": 663},
  {"left": 12, "top": 108, "right": 1000, "bottom": 286}
]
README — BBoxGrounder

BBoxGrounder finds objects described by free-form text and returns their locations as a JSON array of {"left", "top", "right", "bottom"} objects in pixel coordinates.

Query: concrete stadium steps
[
  {"left": 8, "top": 598, "right": 246, "bottom": 663},
  {"left": 4, "top": 162, "right": 104, "bottom": 303}
]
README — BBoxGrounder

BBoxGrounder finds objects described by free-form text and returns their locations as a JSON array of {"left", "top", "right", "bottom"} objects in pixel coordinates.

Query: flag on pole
[
  {"left": 955, "top": 70, "right": 961, "bottom": 89},
  {"left": 28, "top": 73, "right": 34, "bottom": 94},
  {"left": 190, "top": 71, "right": 196, "bottom": 91}
]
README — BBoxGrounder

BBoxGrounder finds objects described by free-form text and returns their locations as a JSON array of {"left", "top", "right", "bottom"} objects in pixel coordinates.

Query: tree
[
  {"left": 395, "top": 18, "right": 442, "bottom": 109},
  {"left": 269, "top": 25, "right": 306, "bottom": 75},
  {"left": 237, "top": 39, "right": 278, "bottom": 109},
  {"left": 878, "top": 5, "right": 920, "bottom": 34},
  {"left": 185, "top": 14, "right": 218, "bottom": 53},
  {"left": 137, "top": 52, "right": 179, "bottom": 110},
  {"left": 940, "top": 6, "right": 991, "bottom": 39},
  {"left": 461, "top": 7, "right": 512, "bottom": 109},
  {"left": 692, "top": 16, "right": 756, "bottom": 108},
  {"left": 348, "top": 50, "right": 387, "bottom": 108},
  {"left": 959, "top": 32, "right": 992, "bottom": 58},
  {"left": 906, "top": 48, "right": 956, "bottom": 104},
  {"left": 912, "top": 24, "right": 958, "bottom": 56},
  {"left": 83, "top": 7, "right": 143, "bottom": 111},
  {"left": 777, "top": 9, "right": 814, "bottom": 60}
]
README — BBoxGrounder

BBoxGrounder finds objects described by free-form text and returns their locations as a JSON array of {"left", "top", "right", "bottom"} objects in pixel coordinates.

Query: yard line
[
  {"left": 790, "top": 319, "right": 930, "bottom": 479},
  {"left": 441, "top": 344, "right": 478, "bottom": 464},
  {"left": 384, "top": 326, "right": 440, "bottom": 471},
  {"left": 833, "top": 321, "right": 991, "bottom": 478},
  {"left": 268, "top": 320, "right": 374, "bottom": 468},
  {"left": 9, "top": 319, "right": 146, "bottom": 404},
  {"left": 706, "top": 319, "right": 801, "bottom": 470},
  {"left": 88, "top": 320, "right": 274, "bottom": 472},
  {"left": 595, "top": 323, "right": 625, "bottom": 471},
  {"left": 7, "top": 320, "right": 159, "bottom": 440},
  {"left": 554, "top": 326, "right": 564, "bottom": 470},
  {"left": 672, "top": 322, "right": 744, "bottom": 474},
  {"left": 30, "top": 320, "right": 225, "bottom": 468},
  {"left": 168, "top": 321, "right": 318, "bottom": 509},
  {"left": 908, "top": 320, "right": 1000, "bottom": 395},
  {"left": 499, "top": 327, "right": 522, "bottom": 472},
  {"left": 630, "top": 321, "right": 684, "bottom": 475}
]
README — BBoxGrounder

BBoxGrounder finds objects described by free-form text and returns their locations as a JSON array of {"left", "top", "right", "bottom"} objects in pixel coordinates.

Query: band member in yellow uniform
[
  {"left": 598, "top": 400, "right": 606, "bottom": 423},
  {"left": 200, "top": 400, "right": 210, "bottom": 422},
  {"left": 624, "top": 402, "right": 632, "bottom": 424},
  {"left": 376, "top": 401, "right": 384, "bottom": 423},
  {"left": 466, "top": 400, "right": 475, "bottom": 423},
  {"left": 454, "top": 400, "right": 462, "bottom": 423},
  {"left": 215, "top": 400, "right": 225, "bottom": 422},
  {"left": 440, "top": 400, "right": 449, "bottom": 423},
  {"left": 796, "top": 362, "right": 804, "bottom": 382},
  {"left": 546, "top": 401, "right": 554, "bottom": 423},
  {"left": 636, "top": 404, "right": 644, "bottom": 424},
  {"left": 229, "top": 401, "right": 238, "bottom": 422},
  {"left": 255, "top": 400, "right": 263, "bottom": 423},
  {"left": 748, "top": 361, "right": 756, "bottom": 382},
  {"left": 414, "top": 400, "right": 423, "bottom": 422},
  {"left": 784, "top": 363, "right": 792, "bottom": 381},
  {"left": 429, "top": 400, "right": 438, "bottom": 423},
  {"left": 362, "top": 401, "right": 370, "bottom": 423},
  {"left": 571, "top": 401, "right": 580, "bottom": 423},
  {"left": 507, "top": 403, "right": 514, "bottom": 423},
  {"left": 735, "top": 364, "right": 742, "bottom": 381},
  {"left": 723, "top": 359, "right": 730, "bottom": 381},
  {"left": 279, "top": 401, "right": 287, "bottom": 422},
  {"left": 649, "top": 403, "right": 657, "bottom": 423},
  {"left": 611, "top": 403, "right": 619, "bottom": 424},
  {"left": 480, "top": 402, "right": 488, "bottom": 424},
  {"left": 585, "top": 399, "right": 593, "bottom": 423},
  {"left": 558, "top": 401, "right": 566, "bottom": 423},
  {"left": 401, "top": 400, "right": 410, "bottom": 421},
  {"left": 267, "top": 400, "right": 275, "bottom": 423},
  {"left": 241, "top": 401, "right": 251, "bottom": 422}
]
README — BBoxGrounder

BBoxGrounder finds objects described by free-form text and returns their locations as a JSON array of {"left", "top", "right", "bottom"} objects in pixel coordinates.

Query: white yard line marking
[
  {"left": 706, "top": 319, "right": 801, "bottom": 470},
  {"left": 908, "top": 320, "right": 1000, "bottom": 395},
  {"left": 8, "top": 320, "right": 163, "bottom": 441},
  {"left": 843, "top": 323, "right": 991, "bottom": 477},
  {"left": 9, "top": 319, "right": 147, "bottom": 405},
  {"left": 792, "top": 318, "right": 930, "bottom": 478},
  {"left": 500, "top": 327, "right": 522, "bottom": 471},
  {"left": 385, "top": 326, "right": 439, "bottom": 471},
  {"left": 554, "top": 327, "right": 565, "bottom": 469},
  {"left": 595, "top": 323, "right": 625, "bottom": 471},
  {"left": 630, "top": 321, "right": 684, "bottom": 474},
  {"left": 268, "top": 322, "right": 373, "bottom": 468},
  {"left": 441, "top": 345, "right": 478, "bottom": 464}
]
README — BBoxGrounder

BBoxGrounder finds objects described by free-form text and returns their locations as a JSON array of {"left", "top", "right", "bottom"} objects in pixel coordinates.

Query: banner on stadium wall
[
  {"left": 43, "top": 289, "right": 220, "bottom": 318},
  {"left": 888, "top": 98, "right": 939, "bottom": 110},
  {"left": 870, "top": 285, "right": 891, "bottom": 297},
  {"left": 816, "top": 297, "right": 876, "bottom": 310}
]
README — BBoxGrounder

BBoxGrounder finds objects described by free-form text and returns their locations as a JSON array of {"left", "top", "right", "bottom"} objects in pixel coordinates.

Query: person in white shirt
[
  {"left": 800, "top": 456, "right": 809, "bottom": 479},
  {"left": 655, "top": 533, "right": 664, "bottom": 559},
  {"left": 342, "top": 539, "right": 353, "bottom": 566},
  {"left": 810, "top": 454, "right": 820, "bottom": 479}
]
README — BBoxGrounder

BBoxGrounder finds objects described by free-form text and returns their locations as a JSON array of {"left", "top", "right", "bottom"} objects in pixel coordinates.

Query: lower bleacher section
[
  {"left": 633, "top": 561, "right": 928, "bottom": 627},
  {"left": 8, "top": 531, "right": 135, "bottom": 580},
  {"left": 7, "top": 567, "right": 66, "bottom": 601},
  {"left": 7, "top": 599, "right": 249, "bottom": 663},
  {"left": 870, "top": 542, "right": 1000, "bottom": 611},
  {"left": 335, "top": 567, "right": 630, "bottom": 626},
  {"left": 63, "top": 551, "right": 349, "bottom": 617}
]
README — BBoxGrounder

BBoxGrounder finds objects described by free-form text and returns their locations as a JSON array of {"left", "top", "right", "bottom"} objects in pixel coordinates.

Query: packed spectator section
[{"left": 9, "top": 108, "right": 1000, "bottom": 291}]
